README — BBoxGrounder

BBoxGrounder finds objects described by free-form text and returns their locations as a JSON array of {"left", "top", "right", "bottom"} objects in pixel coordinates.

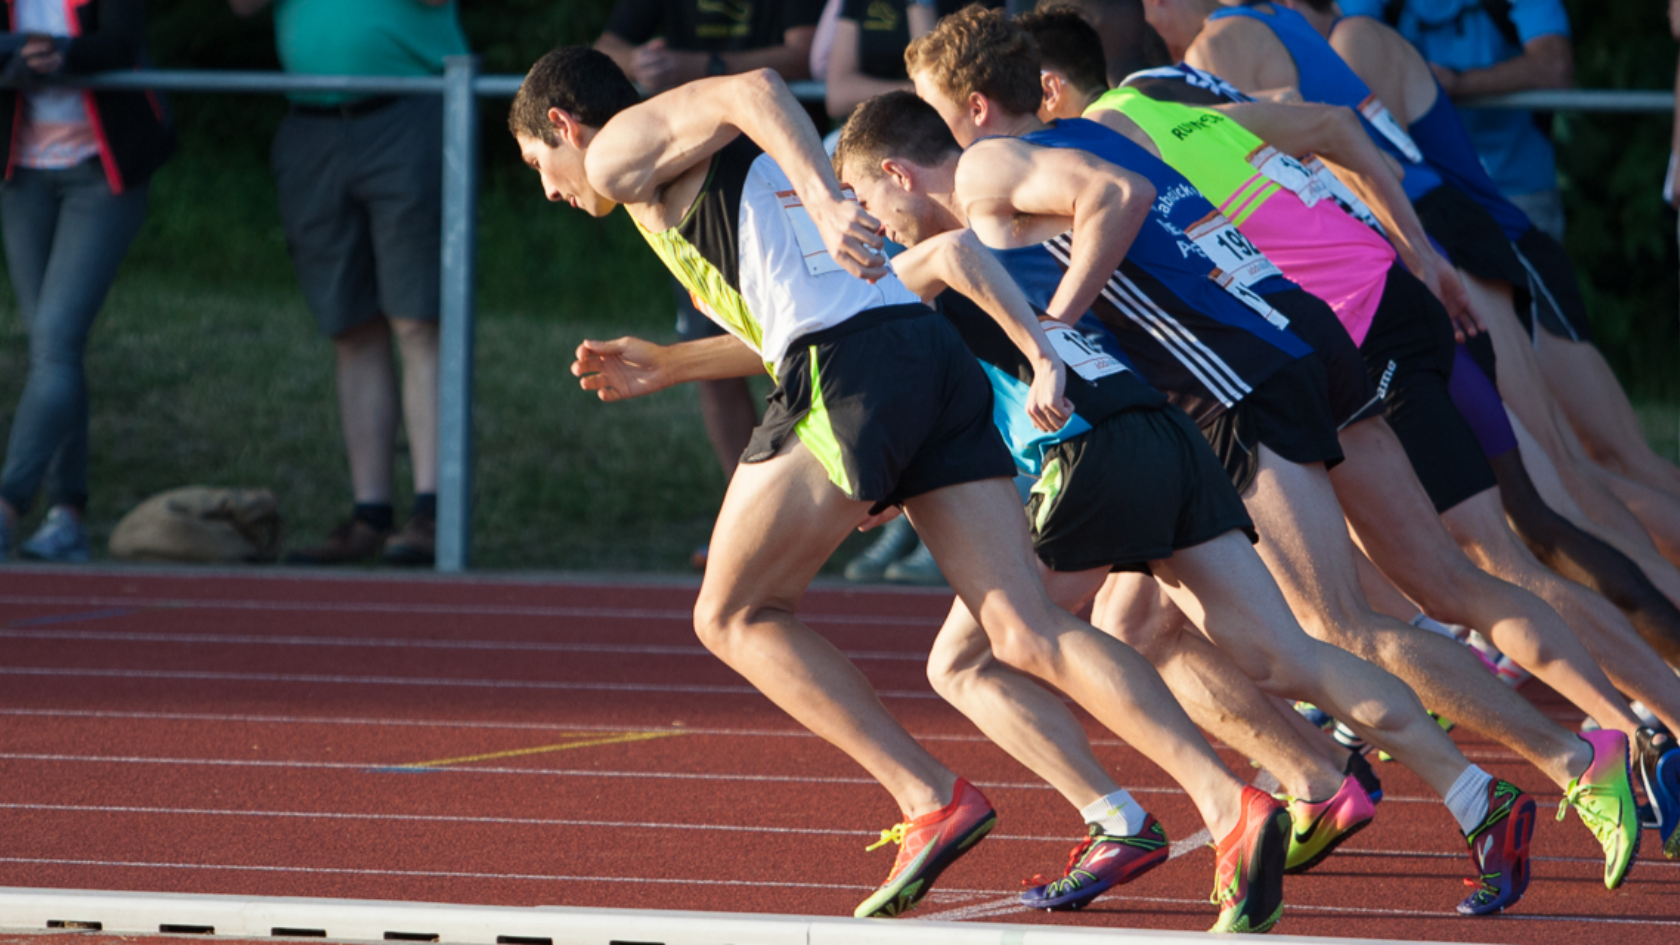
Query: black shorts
[
  {"left": 1511, "top": 225, "right": 1591, "bottom": 343},
  {"left": 1414, "top": 185, "right": 1533, "bottom": 314},
  {"left": 744, "top": 304, "right": 1016, "bottom": 508},
  {"left": 1029, "top": 405, "right": 1256, "bottom": 574},
  {"left": 1199, "top": 356, "right": 1345, "bottom": 495},
  {"left": 1268, "top": 287, "right": 1384, "bottom": 429},
  {"left": 1358, "top": 265, "right": 1498, "bottom": 514}
]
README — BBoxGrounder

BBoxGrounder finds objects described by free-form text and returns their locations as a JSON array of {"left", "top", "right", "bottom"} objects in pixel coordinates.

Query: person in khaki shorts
[{"left": 229, "top": 0, "right": 467, "bottom": 566}]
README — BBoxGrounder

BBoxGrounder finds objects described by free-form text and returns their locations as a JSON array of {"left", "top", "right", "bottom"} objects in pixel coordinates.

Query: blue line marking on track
[{"left": 7, "top": 608, "right": 136, "bottom": 629}]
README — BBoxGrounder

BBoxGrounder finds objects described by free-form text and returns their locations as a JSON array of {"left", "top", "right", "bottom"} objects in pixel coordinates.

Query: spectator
[
  {"left": 1669, "top": 0, "right": 1680, "bottom": 209},
  {"left": 1340, "top": 0, "right": 1575, "bottom": 239},
  {"left": 0, "top": 0, "right": 173, "bottom": 562},
  {"left": 595, "top": 0, "right": 824, "bottom": 571},
  {"left": 229, "top": 0, "right": 468, "bottom": 566},
  {"left": 823, "top": 0, "right": 939, "bottom": 120}
]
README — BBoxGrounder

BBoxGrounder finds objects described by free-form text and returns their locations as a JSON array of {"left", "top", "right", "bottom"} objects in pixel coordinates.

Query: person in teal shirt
[{"left": 230, "top": 0, "right": 469, "bottom": 566}]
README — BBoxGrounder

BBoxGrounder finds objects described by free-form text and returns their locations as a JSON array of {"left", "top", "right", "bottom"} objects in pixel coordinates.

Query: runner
[
  {"left": 892, "top": 4, "right": 1644, "bottom": 891},
  {"left": 837, "top": 84, "right": 1534, "bottom": 918},
  {"left": 510, "top": 47, "right": 1285, "bottom": 922},
  {"left": 1020, "top": 6, "right": 1680, "bottom": 858}
]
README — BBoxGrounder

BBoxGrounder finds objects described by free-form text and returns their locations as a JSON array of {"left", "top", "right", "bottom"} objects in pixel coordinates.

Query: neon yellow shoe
[
  {"left": 1284, "top": 775, "right": 1376, "bottom": 874},
  {"left": 1559, "top": 730, "right": 1640, "bottom": 889}
]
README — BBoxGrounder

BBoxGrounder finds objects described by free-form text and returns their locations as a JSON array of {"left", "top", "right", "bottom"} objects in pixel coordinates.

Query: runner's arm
[
  {"left": 892, "top": 229, "right": 1072, "bottom": 433},
  {"left": 1216, "top": 99, "right": 1475, "bottom": 329},
  {"left": 586, "top": 69, "right": 887, "bottom": 280},
  {"left": 957, "top": 138, "right": 1155, "bottom": 328},
  {"left": 572, "top": 334, "right": 765, "bottom": 402}
]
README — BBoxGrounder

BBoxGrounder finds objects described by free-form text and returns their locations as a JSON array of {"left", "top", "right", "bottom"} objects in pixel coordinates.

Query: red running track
[{"left": 0, "top": 568, "right": 1676, "bottom": 944}]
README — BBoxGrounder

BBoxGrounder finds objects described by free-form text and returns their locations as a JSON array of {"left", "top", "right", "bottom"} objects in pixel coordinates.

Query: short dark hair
[
  {"left": 905, "top": 6, "right": 1044, "bottom": 117},
  {"left": 833, "top": 91, "right": 962, "bottom": 184},
  {"left": 1017, "top": 6, "right": 1110, "bottom": 97},
  {"left": 509, "top": 46, "right": 641, "bottom": 145}
]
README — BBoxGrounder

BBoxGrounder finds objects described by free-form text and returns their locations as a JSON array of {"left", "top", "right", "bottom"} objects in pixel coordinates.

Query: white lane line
[
  {"left": 0, "top": 802, "right": 1088, "bottom": 843},
  {"left": 0, "top": 628, "right": 930, "bottom": 663},
  {"left": 0, "top": 667, "right": 942, "bottom": 699},
  {"left": 0, "top": 595, "right": 939, "bottom": 627},
  {"left": 0, "top": 859, "right": 1667, "bottom": 927}
]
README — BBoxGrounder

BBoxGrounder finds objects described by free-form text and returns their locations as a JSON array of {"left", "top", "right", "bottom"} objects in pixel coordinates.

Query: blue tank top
[
  {"left": 1405, "top": 81, "right": 1532, "bottom": 239},
  {"left": 985, "top": 118, "right": 1312, "bottom": 427},
  {"left": 1209, "top": 3, "right": 1445, "bottom": 201}
]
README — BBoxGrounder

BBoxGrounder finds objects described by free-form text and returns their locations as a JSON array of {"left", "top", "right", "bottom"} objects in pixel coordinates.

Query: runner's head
[
  {"left": 1018, "top": 6, "right": 1113, "bottom": 120},
  {"left": 832, "top": 92, "right": 965, "bottom": 247},
  {"left": 905, "top": 6, "right": 1043, "bottom": 145},
  {"left": 1040, "top": 0, "right": 1172, "bottom": 87},
  {"left": 509, "top": 46, "right": 641, "bottom": 217},
  {"left": 1138, "top": 0, "right": 1222, "bottom": 61}
]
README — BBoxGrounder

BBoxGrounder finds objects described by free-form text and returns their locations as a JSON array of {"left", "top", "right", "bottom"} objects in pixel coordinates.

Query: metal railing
[{"left": 40, "top": 66, "right": 1679, "bottom": 570}]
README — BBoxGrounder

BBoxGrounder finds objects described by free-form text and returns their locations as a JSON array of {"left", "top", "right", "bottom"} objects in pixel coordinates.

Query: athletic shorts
[
  {"left": 272, "top": 96, "right": 442, "bottom": 337},
  {"left": 1448, "top": 343, "right": 1519, "bottom": 460},
  {"left": 1357, "top": 265, "right": 1498, "bottom": 513},
  {"left": 1029, "top": 404, "right": 1256, "bottom": 574},
  {"left": 1267, "top": 287, "right": 1384, "bottom": 429},
  {"left": 1414, "top": 185, "right": 1533, "bottom": 314},
  {"left": 1199, "top": 355, "right": 1345, "bottom": 495},
  {"left": 744, "top": 304, "right": 1016, "bottom": 509},
  {"left": 1510, "top": 225, "right": 1591, "bottom": 343}
]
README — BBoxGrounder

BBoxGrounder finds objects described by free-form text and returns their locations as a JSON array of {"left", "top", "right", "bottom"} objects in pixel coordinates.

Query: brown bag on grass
[{"left": 109, "top": 486, "right": 283, "bottom": 563}]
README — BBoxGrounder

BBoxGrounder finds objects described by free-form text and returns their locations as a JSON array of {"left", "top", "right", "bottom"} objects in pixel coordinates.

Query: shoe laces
[
  {"left": 1022, "top": 835, "right": 1097, "bottom": 888},
  {"left": 1461, "top": 873, "right": 1499, "bottom": 901},
  {"left": 866, "top": 822, "right": 908, "bottom": 852},
  {"left": 1560, "top": 776, "right": 1625, "bottom": 847}
]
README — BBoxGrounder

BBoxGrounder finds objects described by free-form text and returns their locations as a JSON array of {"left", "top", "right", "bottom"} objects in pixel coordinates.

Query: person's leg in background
[
  {"left": 674, "top": 281, "right": 759, "bottom": 571},
  {"left": 0, "top": 161, "right": 149, "bottom": 562}
]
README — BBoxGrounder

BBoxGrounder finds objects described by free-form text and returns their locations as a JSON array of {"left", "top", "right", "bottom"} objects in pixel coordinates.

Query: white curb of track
[{"left": 0, "top": 888, "right": 1437, "bottom": 945}]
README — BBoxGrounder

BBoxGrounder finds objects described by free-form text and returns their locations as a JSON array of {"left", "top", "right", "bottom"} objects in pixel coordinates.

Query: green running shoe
[
  {"left": 1284, "top": 775, "right": 1376, "bottom": 874},
  {"left": 1559, "top": 730, "right": 1640, "bottom": 889}
]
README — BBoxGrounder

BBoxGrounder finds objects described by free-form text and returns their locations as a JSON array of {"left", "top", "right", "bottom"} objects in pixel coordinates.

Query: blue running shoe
[
  {"left": 1636, "top": 726, "right": 1680, "bottom": 859},
  {"left": 1019, "top": 815, "right": 1169, "bottom": 911}
]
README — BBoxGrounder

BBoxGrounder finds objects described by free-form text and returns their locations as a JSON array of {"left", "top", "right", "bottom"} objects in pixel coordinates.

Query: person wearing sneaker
[
  {"left": 229, "top": 0, "right": 463, "bottom": 568},
  {"left": 843, "top": 514, "right": 918, "bottom": 581},
  {"left": 523, "top": 49, "right": 1278, "bottom": 922},
  {"left": 0, "top": 0, "right": 172, "bottom": 566}
]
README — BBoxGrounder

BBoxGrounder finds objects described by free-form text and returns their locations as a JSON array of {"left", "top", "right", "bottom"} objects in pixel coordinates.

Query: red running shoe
[
  {"left": 854, "top": 778, "right": 997, "bottom": 917},
  {"left": 1209, "top": 786, "right": 1290, "bottom": 934},
  {"left": 1457, "top": 778, "right": 1537, "bottom": 916}
]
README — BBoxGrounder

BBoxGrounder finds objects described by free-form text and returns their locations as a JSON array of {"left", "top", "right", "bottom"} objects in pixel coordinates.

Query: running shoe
[
  {"left": 1292, "top": 701, "right": 1334, "bottom": 731},
  {"left": 1344, "top": 748, "right": 1383, "bottom": 805},
  {"left": 1635, "top": 726, "right": 1680, "bottom": 859},
  {"left": 854, "top": 778, "right": 997, "bottom": 918},
  {"left": 1559, "top": 730, "right": 1640, "bottom": 889},
  {"left": 1019, "top": 815, "right": 1169, "bottom": 911},
  {"left": 1457, "top": 779, "right": 1537, "bottom": 916},
  {"left": 1284, "top": 775, "right": 1376, "bottom": 874},
  {"left": 1208, "top": 786, "right": 1290, "bottom": 934},
  {"left": 843, "top": 516, "right": 916, "bottom": 582}
]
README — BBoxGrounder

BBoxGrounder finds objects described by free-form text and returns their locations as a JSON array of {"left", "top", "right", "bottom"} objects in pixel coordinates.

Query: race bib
[
  {"left": 777, "top": 189, "right": 845, "bottom": 277},
  {"left": 1358, "top": 95, "right": 1424, "bottom": 164},
  {"left": 1185, "top": 211, "right": 1283, "bottom": 290},
  {"left": 1248, "top": 144, "right": 1329, "bottom": 207},
  {"left": 1304, "top": 156, "right": 1385, "bottom": 234},
  {"left": 1043, "top": 319, "right": 1127, "bottom": 382}
]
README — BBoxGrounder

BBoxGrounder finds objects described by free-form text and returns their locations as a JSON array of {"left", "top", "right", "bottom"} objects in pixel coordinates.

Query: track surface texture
[{"left": 1, "top": 568, "right": 1676, "bottom": 944}]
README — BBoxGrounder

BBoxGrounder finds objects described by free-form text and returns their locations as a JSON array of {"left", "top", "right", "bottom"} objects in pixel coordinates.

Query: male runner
[
  {"left": 894, "top": 4, "right": 1644, "bottom": 891},
  {"left": 1020, "top": 6, "right": 1680, "bottom": 858},
  {"left": 836, "top": 88, "right": 1532, "bottom": 918},
  {"left": 512, "top": 46, "right": 1284, "bottom": 921}
]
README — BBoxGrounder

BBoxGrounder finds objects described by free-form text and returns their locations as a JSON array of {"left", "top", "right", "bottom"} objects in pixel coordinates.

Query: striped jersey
[{"left": 632, "top": 136, "right": 921, "bottom": 370}]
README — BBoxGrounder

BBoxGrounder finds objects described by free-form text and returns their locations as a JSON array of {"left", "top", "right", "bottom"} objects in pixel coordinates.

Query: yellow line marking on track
[{"left": 394, "top": 731, "right": 687, "bottom": 769}]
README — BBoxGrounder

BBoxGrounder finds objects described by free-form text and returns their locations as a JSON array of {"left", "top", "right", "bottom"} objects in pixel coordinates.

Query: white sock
[
  {"left": 1444, "top": 765, "right": 1495, "bottom": 835},
  {"left": 1410, "top": 613, "right": 1458, "bottom": 639},
  {"left": 1081, "top": 789, "right": 1148, "bottom": 836}
]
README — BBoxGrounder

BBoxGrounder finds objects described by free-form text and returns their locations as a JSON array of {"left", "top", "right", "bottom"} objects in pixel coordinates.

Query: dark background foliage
[{"left": 134, "top": 0, "right": 1680, "bottom": 397}]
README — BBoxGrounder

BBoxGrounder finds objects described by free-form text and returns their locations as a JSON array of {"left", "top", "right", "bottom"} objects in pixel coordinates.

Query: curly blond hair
[{"left": 904, "top": 5, "right": 1044, "bottom": 116}]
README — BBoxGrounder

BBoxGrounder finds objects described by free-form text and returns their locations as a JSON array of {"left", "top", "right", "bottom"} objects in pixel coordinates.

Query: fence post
[{"left": 437, "top": 55, "right": 480, "bottom": 573}]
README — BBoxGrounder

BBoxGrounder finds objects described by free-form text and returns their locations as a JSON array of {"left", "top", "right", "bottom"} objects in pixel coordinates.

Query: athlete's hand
[
  {"left": 1418, "top": 250, "right": 1480, "bottom": 342},
  {"left": 1027, "top": 356, "right": 1073, "bottom": 433},
  {"left": 572, "top": 336, "right": 671, "bottom": 402},
  {"left": 856, "top": 505, "right": 903, "bottom": 532},
  {"left": 808, "top": 195, "right": 890, "bottom": 282}
]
